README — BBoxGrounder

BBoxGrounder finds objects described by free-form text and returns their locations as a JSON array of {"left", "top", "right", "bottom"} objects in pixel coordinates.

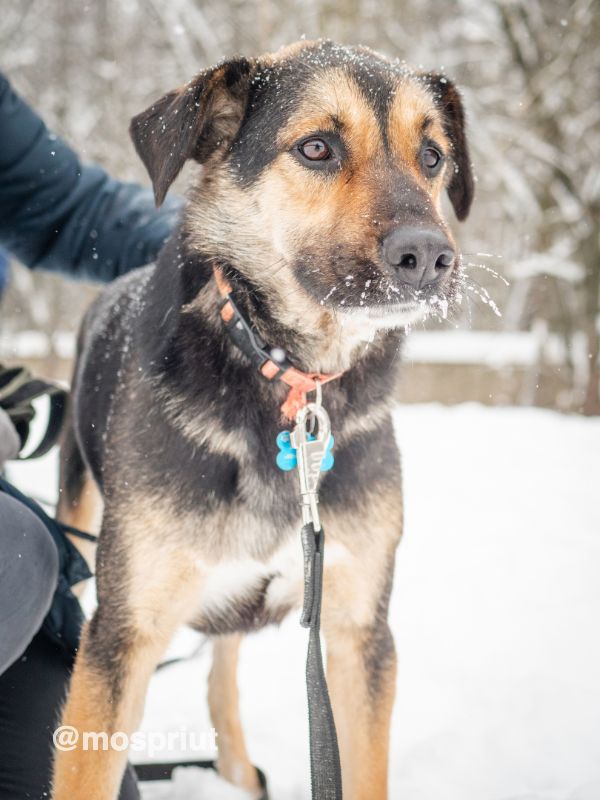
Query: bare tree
[
  {"left": 492, "top": 0, "right": 599, "bottom": 413},
  {"left": 1, "top": 0, "right": 598, "bottom": 411}
]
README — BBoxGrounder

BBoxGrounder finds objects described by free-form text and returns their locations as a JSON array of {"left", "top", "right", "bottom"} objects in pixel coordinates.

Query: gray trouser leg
[{"left": 0, "top": 493, "right": 59, "bottom": 674}]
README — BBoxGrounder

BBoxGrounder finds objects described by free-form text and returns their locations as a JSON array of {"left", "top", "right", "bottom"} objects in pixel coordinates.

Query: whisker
[{"left": 463, "top": 260, "right": 510, "bottom": 286}]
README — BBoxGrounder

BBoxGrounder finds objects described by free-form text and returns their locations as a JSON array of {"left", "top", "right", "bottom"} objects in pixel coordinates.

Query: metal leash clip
[{"left": 291, "top": 396, "right": 331, "bottom": 533}]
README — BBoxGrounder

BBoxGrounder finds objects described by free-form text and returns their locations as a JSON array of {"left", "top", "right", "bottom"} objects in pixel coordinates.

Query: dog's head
[{"left": 131, "top": 40, "right": 473, "bottom": 367}]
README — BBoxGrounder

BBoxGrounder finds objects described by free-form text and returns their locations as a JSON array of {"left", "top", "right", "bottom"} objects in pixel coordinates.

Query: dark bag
[{"left": 0, "top": 477, "right": 92, "bottom": 656}]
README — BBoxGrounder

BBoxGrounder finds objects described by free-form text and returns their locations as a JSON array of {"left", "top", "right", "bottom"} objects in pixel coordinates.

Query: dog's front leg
[
  {"left": 52, "top": 618, "right": 156, "bottom": 800},
  {"left": 324, "top": 609, "right": 396, "bottom": 800},
  {"left": 52, "top": 524, "right": 203, "bottom": 800},
  {"left": 321, "top": 493, "right": 402, "bottom": 800}
]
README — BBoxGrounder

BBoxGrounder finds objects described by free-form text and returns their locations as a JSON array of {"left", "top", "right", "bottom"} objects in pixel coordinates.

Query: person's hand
[{"left": 0, "top": 406, "right": 20, "bottom": 468}]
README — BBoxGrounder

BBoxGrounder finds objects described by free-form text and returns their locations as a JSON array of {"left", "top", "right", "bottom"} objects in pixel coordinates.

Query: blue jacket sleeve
[{"left": 0, "top": 73, "right": 182, "bottom": 282}]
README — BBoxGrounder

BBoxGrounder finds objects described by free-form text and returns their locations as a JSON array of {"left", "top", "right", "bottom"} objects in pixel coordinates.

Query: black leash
[
  {"left": 280, "top": 399, "right": 343, "bottom": 798},
  {"left": 300, "top": 521, "right": 343, "bottom": 799}
]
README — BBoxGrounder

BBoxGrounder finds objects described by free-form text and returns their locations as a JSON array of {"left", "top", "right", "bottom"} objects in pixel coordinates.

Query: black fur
[
  {"left": 73, "top": 239, "right": 404, "bottom": 523},
  {"left": 64, "top": 38, "right": 474, "bottom": 662},
  {"left": 421, "top": 72, "right": 475, "bottom": 221},
  {"left": 130, "top": 58, "right": 254, "bottom": 205}
]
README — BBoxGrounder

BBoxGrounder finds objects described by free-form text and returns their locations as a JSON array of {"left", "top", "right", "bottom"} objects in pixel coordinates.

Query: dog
[{"left": 53, "top": 39, "right": 473, "bottom": 800}]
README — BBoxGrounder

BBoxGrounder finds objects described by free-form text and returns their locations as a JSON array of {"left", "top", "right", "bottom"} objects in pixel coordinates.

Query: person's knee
[{"left": 0, "top": 494, "right": 59, "bottom": 673}]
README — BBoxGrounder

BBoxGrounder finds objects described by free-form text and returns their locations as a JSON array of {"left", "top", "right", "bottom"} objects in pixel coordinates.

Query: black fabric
[
  {"left": 300, "top": 523, "right": 343, "bottom": 800},
  {"left": 0, "top": 72, "right": 181, "bottom": 283},
  {"left": 0, "top": 631, "right": 140, "bottom": 800},
  {"left": 0, "top": 364, "right": 68, "bottom": 459},
  {"left": 134, "top": 761, "right": 269, "bottom": 797},
  {"left": 0, "top": 478, "right": 91, "bottom": 656}
]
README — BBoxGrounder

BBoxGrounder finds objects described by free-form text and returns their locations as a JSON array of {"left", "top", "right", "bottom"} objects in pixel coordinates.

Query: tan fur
[
  {"left": 325, "top": 624, "right": 396, "bottom": 800},
  {"left": 321, "top": 487, "right": 402, "bottom": 624},
  {"left": 208, "top": 635, "right": 262, "bottom": 795},
  {"left": 52, "top": 659, "right": 128, "bottom": 800},
  {"left": 54, "top": 625, "right": 189, "bottom": 800},
  {"left": 155, "top": 371, "right": 251, "bottom": 463},
  {"left": 185, "top": 184, "right": 389, "bottom": 374},
  {"left": 53, "top": 479, "right": 401, "bottom": 800},
  {"left": 53, "top": 517, "right": 205, "bottom": 800},
  {"left": 267, "top": 68, "right": 384, "bottom": 244},
  {"left": 388, "top": 80, "right": 450, "bottom": 212},
  {"left": 320, "top": 487, "right": 402, "bottom": 799},
  {"left": 336, "top": 399, "right": 395, "bottom": 445}
]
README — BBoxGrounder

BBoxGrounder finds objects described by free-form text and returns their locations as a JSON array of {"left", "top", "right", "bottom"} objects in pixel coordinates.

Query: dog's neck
[
  {"left": 148, "top": 231, "right": 403, "bottom": 425},
  {"left": 161, "top": 231, "right": 398, "bottom": 376}
]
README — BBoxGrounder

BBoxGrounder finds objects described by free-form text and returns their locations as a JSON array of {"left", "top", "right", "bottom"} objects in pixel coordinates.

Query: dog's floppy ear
[
  {"left": 130, "top": 58, "right": 255, "bottom": 205},
  {"left": 422, "top": 73, "right": 474, "bottom": 221}
]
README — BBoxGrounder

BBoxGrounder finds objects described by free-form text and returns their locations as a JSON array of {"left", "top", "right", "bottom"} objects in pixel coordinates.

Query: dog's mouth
[
  {"left": 318, "top": 277, "right": 458, "bottom": 327},
  {"left": 362, "top": 301, "right": 426, "bottom": 322},
  {"left": 292, "top": 254, "right": 461, "bottom": 329},
  {"left": 335, "top": 299, "right": 438, "bottom": 330}
]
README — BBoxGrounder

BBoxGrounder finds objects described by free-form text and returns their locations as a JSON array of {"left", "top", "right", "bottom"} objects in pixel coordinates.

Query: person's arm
[{"left": 0, "top": 72, "right": 181, "bottom": 282}]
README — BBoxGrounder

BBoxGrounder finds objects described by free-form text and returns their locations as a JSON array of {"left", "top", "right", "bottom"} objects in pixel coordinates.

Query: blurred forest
[{"left": 0, "top": 0, "right": 598, "bottom": 413}]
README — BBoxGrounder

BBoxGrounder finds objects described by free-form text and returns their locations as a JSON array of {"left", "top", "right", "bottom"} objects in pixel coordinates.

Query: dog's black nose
[{"left": 382, "top": 226, "right": 455, "bottom": 288}]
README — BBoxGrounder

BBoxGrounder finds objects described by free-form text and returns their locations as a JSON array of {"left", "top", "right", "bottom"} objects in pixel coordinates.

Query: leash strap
[
  {"left": 300, "top": 522, "right": 343, "bottom": 800},
  {"left": 61, "top": 523, "right": 99, "bottom": 543}
]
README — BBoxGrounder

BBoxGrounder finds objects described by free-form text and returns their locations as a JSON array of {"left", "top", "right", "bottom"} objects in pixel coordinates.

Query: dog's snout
[{"left": 382, "top": 226, "right": 455, "bottom": 288}]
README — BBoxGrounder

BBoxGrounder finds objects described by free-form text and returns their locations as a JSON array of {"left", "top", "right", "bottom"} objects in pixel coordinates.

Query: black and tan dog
[{"left": 53, "top": 39, "right": 473, "bottom": 800}]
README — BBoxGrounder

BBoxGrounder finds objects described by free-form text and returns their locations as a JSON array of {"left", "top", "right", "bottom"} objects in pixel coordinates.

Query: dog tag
[{"left": 275, "top": 429, "right": 334, "bottom": 472}]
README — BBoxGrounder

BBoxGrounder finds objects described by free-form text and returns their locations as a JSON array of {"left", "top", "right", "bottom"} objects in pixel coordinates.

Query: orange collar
[{"left": 213, "top": 266, "right": 342, "bottom": 419}]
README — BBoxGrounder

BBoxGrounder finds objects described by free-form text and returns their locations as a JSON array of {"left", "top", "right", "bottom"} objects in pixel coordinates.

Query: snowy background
[
  {"left": 8, "top": 403, "right": 600, "bottom": 800},
  {"left": 2, "top": 0, "right": 599, "bottom": 797},
  {"left": 2, "top": 0, "right": 599, "bottom": 414}
]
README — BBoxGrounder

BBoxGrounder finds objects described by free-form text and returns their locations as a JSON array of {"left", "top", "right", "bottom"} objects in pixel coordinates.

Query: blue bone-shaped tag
[{"left": 276, "top": 430, "right": 334, "bottom": 472}]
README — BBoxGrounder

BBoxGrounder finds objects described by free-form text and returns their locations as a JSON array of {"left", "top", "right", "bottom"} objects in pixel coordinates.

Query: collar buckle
[{"left": 213, "top": 266, "right": 343, "bottom": 419}]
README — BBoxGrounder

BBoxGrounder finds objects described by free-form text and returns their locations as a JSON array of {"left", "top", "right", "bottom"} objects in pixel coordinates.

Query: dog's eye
[
  {"left": 422, "top": 147, "right": 442, "bottom": 171},
  {"left": 299, "top": 138, "right": 331, "bottom": 161}
]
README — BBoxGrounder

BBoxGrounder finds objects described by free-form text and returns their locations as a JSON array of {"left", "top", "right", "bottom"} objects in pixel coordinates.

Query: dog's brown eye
[
  {"left": 299, "top": 138, "right": 331, "bottom": 161},
  {"left": 423, "top": 147, "right": 442, "bottom": 170}
]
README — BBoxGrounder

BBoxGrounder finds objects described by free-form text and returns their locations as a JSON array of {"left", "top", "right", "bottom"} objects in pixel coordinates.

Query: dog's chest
[{"left": 188, "top": 523, "right": 351, "bottom": 635}]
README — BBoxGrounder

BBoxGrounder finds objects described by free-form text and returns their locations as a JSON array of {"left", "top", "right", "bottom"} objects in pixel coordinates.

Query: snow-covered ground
[{"left": 8, "top": 404, "right": 600, "bottom": 800}]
